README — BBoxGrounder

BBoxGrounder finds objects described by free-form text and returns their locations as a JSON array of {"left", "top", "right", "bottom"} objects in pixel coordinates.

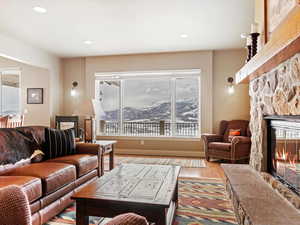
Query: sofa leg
[{"left": 206, "top": 156, "right": 210, "bottom": 162}]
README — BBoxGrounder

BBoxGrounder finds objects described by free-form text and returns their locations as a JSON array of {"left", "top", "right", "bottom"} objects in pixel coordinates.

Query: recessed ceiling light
[
  {"left": 33, "top": 6, "right": 47, "bottom": 14},
  {"left": 180, "top": 34, "right": 188, "bottom": 38},
  {"left": 84, "top": 40, "right": 93, "bottom": 45}
]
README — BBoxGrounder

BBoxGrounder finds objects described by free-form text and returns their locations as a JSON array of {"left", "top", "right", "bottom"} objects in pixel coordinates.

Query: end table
[{"left": 95, "top": 140, "right": 116, "bottom": 176}]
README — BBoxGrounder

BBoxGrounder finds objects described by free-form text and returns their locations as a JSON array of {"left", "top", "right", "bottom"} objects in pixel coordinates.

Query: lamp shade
[
  {"left": 78, "top": 99, "right": 95, "bottom": 117},
  {"left": 92, "top": 99, "right": 105, "bottom": 121}
]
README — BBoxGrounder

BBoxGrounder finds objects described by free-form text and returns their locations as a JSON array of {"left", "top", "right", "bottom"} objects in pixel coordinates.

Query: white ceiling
[{"left": 0, "top": 0, "right": 254, "bottom": 57}]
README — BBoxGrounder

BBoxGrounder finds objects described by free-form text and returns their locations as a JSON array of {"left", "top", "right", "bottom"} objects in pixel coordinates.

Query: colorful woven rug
[
  {"left": 115, "top": 157, "right": 206, "bottom": 168},
  {"left": 46, "top": 178, "right": 236, "bottom": 225}
]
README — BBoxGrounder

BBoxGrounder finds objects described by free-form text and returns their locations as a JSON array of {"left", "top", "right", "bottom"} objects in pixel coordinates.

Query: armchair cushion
[
  {"left": 0, "top": 185, "right": 31, "bottom": 225},
  {"left": 106, "top": 213, "right": 148, "bottom": 225},
  {"left": 0, "top": 176, "right": 42, "bottom": 203},
  {"left": 231, "top": 136, "right": 251, "bottom": 145},
  {"left": 208, "top": 142, "right": 231, "bottom": 151},
  {"left": 201, "top": 134, "right": 223, "bottom": 143}
]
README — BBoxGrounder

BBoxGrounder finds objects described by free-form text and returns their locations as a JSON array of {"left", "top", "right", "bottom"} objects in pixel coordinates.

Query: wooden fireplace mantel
[{"left": 236, "top": 5, "right": 300, "bottom": 84}]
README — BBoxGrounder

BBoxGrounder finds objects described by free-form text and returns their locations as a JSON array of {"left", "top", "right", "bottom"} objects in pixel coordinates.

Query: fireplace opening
[{"left": 265, "top": 116, "right": 300, "bottom": 196}]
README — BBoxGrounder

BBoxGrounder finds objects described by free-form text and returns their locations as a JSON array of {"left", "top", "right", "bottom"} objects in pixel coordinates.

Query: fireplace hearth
[{"left": 265, "top": 116, "right": 300, "bottom": 195}]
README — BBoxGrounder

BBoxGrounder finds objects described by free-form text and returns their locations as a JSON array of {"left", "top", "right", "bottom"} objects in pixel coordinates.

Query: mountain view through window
[{"left": 95, "top": 71, "right": 200, "bottom": 137}]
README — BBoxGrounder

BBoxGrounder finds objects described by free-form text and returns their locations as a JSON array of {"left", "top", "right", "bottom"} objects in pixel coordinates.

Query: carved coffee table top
[{"left": 73, "top": 164, "right": 181, "bottom": 207}]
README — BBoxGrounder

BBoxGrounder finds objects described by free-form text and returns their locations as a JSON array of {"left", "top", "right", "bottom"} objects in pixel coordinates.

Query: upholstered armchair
[
  {"left": 0, "top": 185, "right": 32, "bottom": 225},
  {"left": 201, "top": 120, "right": 251, "bottom": 163}
]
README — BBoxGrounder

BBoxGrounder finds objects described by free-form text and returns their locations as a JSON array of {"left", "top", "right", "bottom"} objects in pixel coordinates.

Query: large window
[
  {"left": 0, "top": 70, "right": 21, "bottom": 116},
  {"left": 95, "top": 70, "right": 200, "bottom": 137}
]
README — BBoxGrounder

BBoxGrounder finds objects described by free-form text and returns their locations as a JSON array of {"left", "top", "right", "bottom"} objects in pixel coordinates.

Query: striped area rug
[
  {"left": 116, "top": 157, "right": 206, "bottom": 168},
  {"left": 46, "top": 178, "right": 236, "bottom": 225},
  {"left": 174, "top": 178, "right": 237, "bottom": 225}
]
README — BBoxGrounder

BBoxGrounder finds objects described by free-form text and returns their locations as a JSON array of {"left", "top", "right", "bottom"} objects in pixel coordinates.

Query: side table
[{"left": 95, "top": 140, "right": 117, "bottom": 176}]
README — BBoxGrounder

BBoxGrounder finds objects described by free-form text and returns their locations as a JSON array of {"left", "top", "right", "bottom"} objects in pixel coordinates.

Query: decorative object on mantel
[
  {"left": 227, "top": 77, "right": 235, "bottom": 95},
  {"left": 27, "top": 88, "right": 43, "bottom": 104},
  {"left": 250, "top": 23, "right": 260, "bottom": 57},
  {"left": 70, "top": 81, "right": 78, "bottom": 97},
  {"left": 266, "top": 0, "right": 298, "bottom": 42},
  {"left": 246, "top": 36, "right": 252, "bottom": 62},
  {"left": 235, "top": 5, "right": 300, "bottom": 84}
]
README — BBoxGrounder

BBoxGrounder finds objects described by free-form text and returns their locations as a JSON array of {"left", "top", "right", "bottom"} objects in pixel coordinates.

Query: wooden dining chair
[
  {"left": 7, "top": 114, "right": 24, "bottom": 128},
  {"left": 0, "top": 116, "right": 9, "bottom": 128}
]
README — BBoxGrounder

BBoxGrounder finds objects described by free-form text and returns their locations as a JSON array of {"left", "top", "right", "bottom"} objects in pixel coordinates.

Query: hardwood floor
[{"left": 104, "top": 154, "right": 226, "bottom": 181}]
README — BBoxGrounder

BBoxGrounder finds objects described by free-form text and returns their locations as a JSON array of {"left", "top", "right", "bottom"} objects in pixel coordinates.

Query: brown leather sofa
[
  {"left": 201, "top": 120, "right": 251, "bottom": 163},
  {"left": 0, "top": 126, "right": 103, "bottom": 225}
]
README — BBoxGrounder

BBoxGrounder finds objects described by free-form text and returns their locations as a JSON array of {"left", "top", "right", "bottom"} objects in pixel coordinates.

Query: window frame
[
  {"left": 95, "top": 69, "right": 201, "bottom": 138},
  {"left": 0, "top": 68, "right": 22, "bottom": 116}
]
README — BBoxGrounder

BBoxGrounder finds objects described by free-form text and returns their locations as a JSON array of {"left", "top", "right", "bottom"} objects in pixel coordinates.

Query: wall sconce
[
  {"left": 227, "top": 77, "right": 235, "bottom": 95},
  {"left": 70, "top": 81, "right": 78, "bottom": 97}
]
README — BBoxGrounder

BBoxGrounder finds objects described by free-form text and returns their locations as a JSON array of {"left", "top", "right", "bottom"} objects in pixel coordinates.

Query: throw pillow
[
  {"left": 229, "top": 129, "right": 241, "bottom": 136},
  {"left": 43, "top": 128, "right": 76, "bottom": 159},
  {"left": 228, "top": 129, "right": 241, "bottom": 142}
]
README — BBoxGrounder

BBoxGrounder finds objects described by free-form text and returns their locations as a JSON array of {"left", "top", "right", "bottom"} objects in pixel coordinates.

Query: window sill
[{"left": 96, "top": 135, "right": 201, "bottom": 142}]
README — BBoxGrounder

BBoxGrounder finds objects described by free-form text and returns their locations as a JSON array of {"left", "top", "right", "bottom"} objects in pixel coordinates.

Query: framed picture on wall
[
  {"left": 265, "top": 0, "right": 298, "bottom": 42},
  {"left": 27, "top": 88, "right": 43, "bottom": 104}
]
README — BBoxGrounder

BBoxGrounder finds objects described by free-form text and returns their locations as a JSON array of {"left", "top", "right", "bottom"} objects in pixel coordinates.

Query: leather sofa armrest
[
  {"left": 76, "top": 143, "right": 102, "bottom": 155},
  {"left": 0, "top": 185, "right": 31, "bottom": 225},
  {"left": 231, "top": 136, "right": 251, "bottom": 145},
  {"left": 201, "top": 134, "right": 223, "bottom": 143},
  {"left": 76, "top": 143, "right": 103, "bottom": 176}
]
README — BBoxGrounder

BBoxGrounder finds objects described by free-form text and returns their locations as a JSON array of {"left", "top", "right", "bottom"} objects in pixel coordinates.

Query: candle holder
[
  {"left": 246, "top": 45, "right": 252, "bottom": 63},
  {"left": 250, "top": 33, "right": 260, "bottom": 57}
]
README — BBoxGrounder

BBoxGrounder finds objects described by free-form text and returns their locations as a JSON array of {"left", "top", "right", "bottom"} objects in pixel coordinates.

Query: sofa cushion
[
  {"left": 44, "top": 128, "right": 76, "bottom": 159},
  {"left": 7, "top": 162, "right": 76, "bottom": 195},
  {"left": 47, "top": 154, "right": 98, "bottom": 177},
  {"left": 208, "top": 142, "right": 231, "bottom": 151},
  {"left": 0, "top": 176, "right": 42, "bottom": 203}
]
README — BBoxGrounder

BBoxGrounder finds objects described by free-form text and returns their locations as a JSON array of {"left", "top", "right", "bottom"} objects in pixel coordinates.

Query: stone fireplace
[
  {"left": 265, "top": 115, "right": 300, "bottom": 195},
  {"left": 249, "top": 53, "right": 300, "bottom": 172},
  {"left": 222, "top": 52, "right": 300, "bottom": 225}
]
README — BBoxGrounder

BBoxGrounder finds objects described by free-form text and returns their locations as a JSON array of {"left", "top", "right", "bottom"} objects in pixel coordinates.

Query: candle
[
  {"left": 251, "top": 23, "right": 259, "bottom": 33},
  {"left": 246, "top": 36, "right": 252, "bottom": 46}
]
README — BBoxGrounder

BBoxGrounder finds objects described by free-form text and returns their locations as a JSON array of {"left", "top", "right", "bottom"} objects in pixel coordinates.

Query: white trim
[{"left": 95, "top": 69, "right": 201, "bottom": 80}]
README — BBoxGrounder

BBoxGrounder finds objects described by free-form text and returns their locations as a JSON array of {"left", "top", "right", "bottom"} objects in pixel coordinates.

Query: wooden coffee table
[{"left": 72, "top": 164, "right": 181, "bottom": 225}]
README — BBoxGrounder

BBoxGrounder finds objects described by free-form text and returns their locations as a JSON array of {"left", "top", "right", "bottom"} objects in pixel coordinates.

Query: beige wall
[
  {"left": 0, "top": 56, "right": 51, "bottom": 126},
  {"left": 62, "top": 50, "right": 249, "bottom": 157},
  {"left": 0, "top": 33, "right": 62, "bottom": 126},
  {"left": 213, "top": 49, "right": 250, "bottom": 133}
]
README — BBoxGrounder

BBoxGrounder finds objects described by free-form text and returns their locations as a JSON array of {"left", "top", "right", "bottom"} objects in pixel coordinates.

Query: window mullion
[
  {"left": 0, "top": 72, "right": 2, "bottom": 115},
  {"left": 171, "top": 78, "right": 176, "bottom": 136},
  {"left": 119, "top": 80, "right": 124, "bottom": 135}
]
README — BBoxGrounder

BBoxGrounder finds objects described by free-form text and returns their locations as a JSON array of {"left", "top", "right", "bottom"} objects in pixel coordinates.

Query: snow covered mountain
[{"left": 103, "top": 99, "right": 198, "bottom": 122}]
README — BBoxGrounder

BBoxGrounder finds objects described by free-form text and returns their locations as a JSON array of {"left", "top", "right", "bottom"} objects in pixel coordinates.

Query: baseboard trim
[{"left": 115, "top": 148, "right": 205, "bottom": 158}]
